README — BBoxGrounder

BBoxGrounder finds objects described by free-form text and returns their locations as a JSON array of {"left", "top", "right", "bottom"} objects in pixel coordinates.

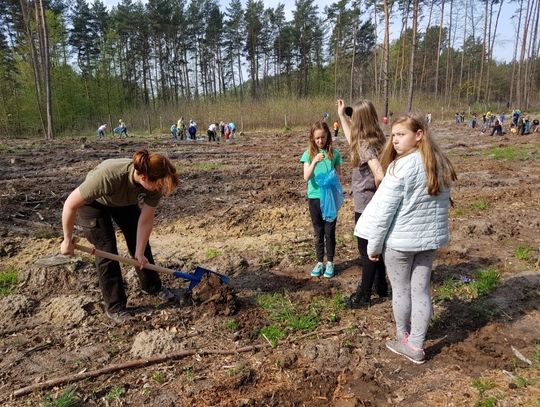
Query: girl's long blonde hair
[
  {"left": 380, "top": 114, "right": 457, "bottom": 196},
  {"left": 349, "top": 100, "right": 386, "bottom": 167},
  {"left": 308, "top": 121, "right": 334, "bottom": 161}
]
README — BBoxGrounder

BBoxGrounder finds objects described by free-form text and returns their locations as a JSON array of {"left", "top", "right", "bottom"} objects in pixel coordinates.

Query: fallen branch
[
  {"left": 12, "top": 344, "right": 268, "bottom": 398},
  {"left": 511, "top": 345, "right": 532, "bottom": 365}
]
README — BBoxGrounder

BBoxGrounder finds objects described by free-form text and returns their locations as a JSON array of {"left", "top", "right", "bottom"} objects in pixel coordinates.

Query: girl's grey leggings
[{"left": 383, "top": 247, "right": 436, "bottom": 349}]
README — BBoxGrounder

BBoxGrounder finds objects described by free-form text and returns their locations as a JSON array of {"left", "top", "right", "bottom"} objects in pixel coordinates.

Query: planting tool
[{"left": 36, "top": 243, "right": 230, "bottom": 291}]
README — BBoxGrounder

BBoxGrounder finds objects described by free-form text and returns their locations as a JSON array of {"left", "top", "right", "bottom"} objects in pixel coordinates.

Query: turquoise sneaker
[
  {"left": 323, "top": 262, "right": 335, "bottom": 278},
  {"left": 310, "top": 262, "right": 324, "bottom": 277}
]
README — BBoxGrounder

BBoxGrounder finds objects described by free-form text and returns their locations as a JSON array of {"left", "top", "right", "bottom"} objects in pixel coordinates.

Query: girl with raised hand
[
  {"left": 356, "top": 114, "right": 457, "bottom": 364},
  {"left": 300, "top": 121, "right": 343, "bottom": 278},
  {"left": 61, "top": 149, "right": 179, "bottom": 324},
  {"left": 337, "top": 99, "right": 388, "bottom": 308}
]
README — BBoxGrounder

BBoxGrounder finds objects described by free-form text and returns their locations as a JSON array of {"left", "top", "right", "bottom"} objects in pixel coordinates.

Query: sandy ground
[{"left": 0, "top": 123, "right": 539, "bottom": 406}]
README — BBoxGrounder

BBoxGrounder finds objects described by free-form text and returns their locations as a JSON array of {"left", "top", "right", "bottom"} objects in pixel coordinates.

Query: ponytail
[{"left": 133, "top": 149, "right": 179, "bottom": 195}]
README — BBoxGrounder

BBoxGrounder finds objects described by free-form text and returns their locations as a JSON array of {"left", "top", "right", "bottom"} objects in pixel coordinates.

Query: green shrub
[
  {"left": 43, "top": 388, "right": 79, "bottom": 407},
  {"left": 0, "top": 267, "right": 18, "bottom": 296},
  {"left": 471, "top": 268, "right": 499, "bottom": 297}
]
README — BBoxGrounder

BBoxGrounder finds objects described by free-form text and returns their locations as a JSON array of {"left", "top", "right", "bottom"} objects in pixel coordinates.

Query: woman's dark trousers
[{"left": 77, "top": 202, "right": 162, "bottom": 312}]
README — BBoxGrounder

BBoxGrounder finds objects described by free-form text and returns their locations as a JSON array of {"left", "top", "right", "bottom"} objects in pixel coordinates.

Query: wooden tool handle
[{"left": 74, "top": 243, "right": 176, "bottom": 276}]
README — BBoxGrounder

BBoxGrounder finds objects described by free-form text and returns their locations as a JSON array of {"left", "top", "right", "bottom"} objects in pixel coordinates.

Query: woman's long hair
[
  {"left": 380, "top": 114, "right": 457, "bottom": 196},
  {"left": 133, "top": 150, "right": 179, "bottom": 195},
  {"left": 349, "top": 100, "right": 386, "bottom": 167},
  {"left": 308, "top": 121, "right": 334, "bottom": 161}
]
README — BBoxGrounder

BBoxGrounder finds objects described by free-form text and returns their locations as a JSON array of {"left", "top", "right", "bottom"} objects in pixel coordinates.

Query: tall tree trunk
[
  {"left": 383, "top": 0, "right": 390, "bottom": 117},
  {"left": 398, "top": 1, "right": 411, "bottom": 98},
  {"left": 407, "top": 0, "right": 419, "bottom": 112},
  {"left": 485, "top": 0, "right": 504, "bottom": 102},
  {"left": 522, "top": 0, "right": 537, "bottom": 107},
  {"left": 434, "top": 0, "right": 445, "bottom": 96},
  {"left": 476, "top": 0, "right": 489, "bottom": 102},
  {"left": 458, "top": 0, "right": 468, "bottom": 105},
  {"left": 509, "top": 0, "right": 524, "bottom": 106},
  {"left": 19, "top": 0, "right": 46, "bottom": 136},
  {"left": 419, "top": 0, "right": 434, "bottom": 90},
  {"left": 444, "top": 0, "right": 454, "bottom": 102},
  {"left": 350, "top": 7, "right": 357, "bottom": 101},
  {"left": 35, "top": 0, "right": 53, "bottom": 139},
  {"left": 517, "top": 0, "right": 531, "bottom": 107},
  {"left": 334, "top": 13, "right": 340, "bottom": 99}
]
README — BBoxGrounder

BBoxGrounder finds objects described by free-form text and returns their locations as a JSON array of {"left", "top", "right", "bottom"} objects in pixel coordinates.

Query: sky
[{"left": 97, "top": 0, "right": 518, "bottom": 63}]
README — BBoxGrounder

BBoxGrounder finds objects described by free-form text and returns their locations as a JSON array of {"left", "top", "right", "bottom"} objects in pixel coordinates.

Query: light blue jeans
[{"left": 384, "top": 247, "right": 436, "bottom": 349}]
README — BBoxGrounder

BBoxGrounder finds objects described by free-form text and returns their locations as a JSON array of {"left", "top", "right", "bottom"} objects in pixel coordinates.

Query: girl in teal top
[{"left": 300, "top": 121, "right": 343, "bottom": 278}]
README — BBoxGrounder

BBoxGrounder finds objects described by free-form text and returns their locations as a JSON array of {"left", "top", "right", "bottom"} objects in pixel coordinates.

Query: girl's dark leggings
[
  {"left": 308, "top": 198, "right": 336, "bottom": 262},
  {"left": 355, "top": 211, "right": 388, "bottom": 300}
]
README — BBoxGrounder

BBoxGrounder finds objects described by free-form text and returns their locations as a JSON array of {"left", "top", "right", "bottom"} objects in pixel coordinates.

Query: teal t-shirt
[{"left": 300, "top": 148, "right": 343, "bottom": 199}]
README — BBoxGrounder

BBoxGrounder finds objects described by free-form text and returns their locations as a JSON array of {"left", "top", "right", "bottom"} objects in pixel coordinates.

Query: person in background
[
  {"left": 337, "top": 99, "right": 388, "bottom": 308},
  {"left": 531, "top": 118, "right": 539, "bottom": 133},
  {"left": 177, "top": 117, "right": 185, "bottom": 140},
  {"left": 300, "top": 121, "right": 343, "bottom": 279},
  {"left": 356, "top": 114, "right": 457, "bottom": 364},
  {"left": 60, "top": 150, "right": 179, "bottom": 324},
  {"left": 333, "top": 120, "right": 340, "bottom": 138},
  {"left": 207, "top": 122, "right": 217, "bottom": 142},
  {"left": 97, "top": 124, "right": 107, "bottom": 139},
  {"left": 116, "top": 119, "right": 128, "bottom": 137},
  {"left": 488, "top": 119, "right": 503, "bottom": 136},
  {"left": 219, "top": 121, "right": 226, "bottom": 141},
  {"left": 188, "top": 119, "right": 197, "bottom": 140},
  {"left": 170, "top": 123, "right": 178, "bottom": 141}
]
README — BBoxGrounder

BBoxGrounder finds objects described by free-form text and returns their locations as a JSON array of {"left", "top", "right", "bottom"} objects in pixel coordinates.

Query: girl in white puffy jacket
[{"left": 355, "top": 114, "right": 457, "bottom": 364}]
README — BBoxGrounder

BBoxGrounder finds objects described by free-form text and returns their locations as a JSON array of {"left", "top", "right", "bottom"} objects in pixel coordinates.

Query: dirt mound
[
  {"left": 38, "top": 295, "right": 97, "bottom": 327},
  {"left": 190, "top": 273, "right": 237, "bottom": 316},
  {"left": 0, "top": 294, "right": 37, "bottom": 320},
  {"left": 130, "top": 329, "right": 182, "bottom": 358}
]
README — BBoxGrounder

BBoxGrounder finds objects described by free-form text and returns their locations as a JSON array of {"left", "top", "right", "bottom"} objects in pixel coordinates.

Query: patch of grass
[
  {"left": 183, "top": 366, "right": 195, "bottom": 382},
  {"left": 484, "top": 145, "right": 529, "bottom": 161},
  {"left": 152, "top": 371, "right": 166, "bottom": 384},
  {"left": 475, "top": 397, "right": 498, "bottom": 407},
  {"left": 0, "top": 267, "right": 18, "bottom": 296},
  {"left": 513, "top": 375, "right": 529, "bottom": 388},
  {"left": 434, "top": 268, "right": 500, "bottom": 302},
  {"left": 43, "top": 388, "right": 79, "bottom": 407},
  {"left": 224, "top": 318, "right": 239, "bottom": 331},
  {"left": 471, "top": 268, "right": 500, "bottom": 297},
  {"left": 257, "top": 292, "right": 324, "bottom": 332},
  {"left": 471, "top": 199, "right": 490, "bottom": 210},
  {"left": 105, "top": 386, "right": 126, "bottom": 401},
  {"left": 472, "top": 378, "right": 496, "bottom": 396},
  {"left": 259, "top": 325, "right": 285, "bottom": 347},
  {"left": 228, "top": 363, "right": 249, "bottom": 376},
  {"left": 433, "top": 278, "right": 461, "bottom": 302},
  {"left": 452, "top": 206, "right": 465, "bottom": 216},
  {"left": 533, "top": 344, "right": 540, "bottom": 364},
  {"left": 206, "top": 248, "right": 222, "bottom": 260},
  {"left": 194, "top": 162, "right": 223, "bottom": 171},
  {"left": 514, "top": 246, "right": 531, "bottom": 261},
  {"left": 0, "top": 144, "right": 11, "bottom": 154},
  {"left": 288, "top": 310, "right": 319, "bottom": 331}
]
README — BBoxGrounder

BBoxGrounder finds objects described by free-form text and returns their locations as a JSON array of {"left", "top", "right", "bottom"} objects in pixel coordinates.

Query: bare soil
[{"left": 1, "top": 124, "right": 539, "bottom": 406}]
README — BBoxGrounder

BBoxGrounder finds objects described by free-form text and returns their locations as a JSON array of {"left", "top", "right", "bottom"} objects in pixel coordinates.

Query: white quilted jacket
[{"left": 354, "top": 150, "right": 450, "bottom": 256}]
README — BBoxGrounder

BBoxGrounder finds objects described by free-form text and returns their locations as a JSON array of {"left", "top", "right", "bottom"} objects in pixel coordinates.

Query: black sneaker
[
  {"left": 105, "top": 309, "right": 134, "bottom": 324},
  {"left": 343, "top": 293, "right": 370, "bottom": 309}
]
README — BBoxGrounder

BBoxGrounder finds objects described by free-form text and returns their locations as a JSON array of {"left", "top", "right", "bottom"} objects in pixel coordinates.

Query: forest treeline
[{"left": 0, "top": 0, "right": 539, "bottom": 138}]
